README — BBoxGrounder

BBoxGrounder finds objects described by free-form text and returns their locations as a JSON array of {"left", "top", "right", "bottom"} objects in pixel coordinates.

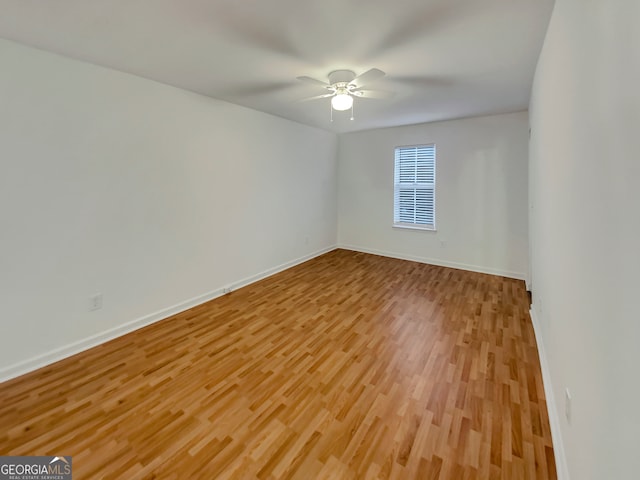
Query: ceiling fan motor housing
[{"left": 328, "top": 70, "right": 356, "bottom": 85}]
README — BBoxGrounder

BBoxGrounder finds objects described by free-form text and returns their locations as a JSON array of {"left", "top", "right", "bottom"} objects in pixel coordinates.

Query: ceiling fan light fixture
[{"left": 331, "top": 93, "right": 353, "bottom": 111}]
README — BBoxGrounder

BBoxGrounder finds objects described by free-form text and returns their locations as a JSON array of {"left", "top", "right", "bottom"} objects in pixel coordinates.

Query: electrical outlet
[
  {"left": 89, "top": 293, "right": 103, "bottom": 311},
  {"left": 565, "top": 388, "right": 572, "bottom": 425},
  {"left": 539, "top": 297, "right": 543, "bottom": 314}
]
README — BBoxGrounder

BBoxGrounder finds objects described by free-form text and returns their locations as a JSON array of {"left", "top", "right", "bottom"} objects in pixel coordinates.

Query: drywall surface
[
  {"left": 0, "top": 38, "right": 338, "bottom": 377},
  {"left": 337, "top": 112, "right": 529, "bottom": 279},
  {"left": 529, "top": 0, "right": 640, "bottom": 478}
]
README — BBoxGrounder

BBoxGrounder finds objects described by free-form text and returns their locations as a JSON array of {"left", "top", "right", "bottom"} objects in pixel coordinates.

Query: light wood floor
[{"left": 0, "top": 250, "right": 556, "bottom": 479}]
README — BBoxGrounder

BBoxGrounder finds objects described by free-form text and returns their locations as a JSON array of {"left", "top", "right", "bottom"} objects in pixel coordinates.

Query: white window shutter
[{"left": 394, "top": 145, "right": 436, "bottom": 229}]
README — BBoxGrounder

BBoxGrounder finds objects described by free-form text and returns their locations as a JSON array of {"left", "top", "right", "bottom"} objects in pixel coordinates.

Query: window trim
[{"left": 393, "top": 144, "right": 436, "bottom": 231}]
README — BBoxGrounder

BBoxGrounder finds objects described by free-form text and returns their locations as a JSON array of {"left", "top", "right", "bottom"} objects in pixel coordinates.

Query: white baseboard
[
  {"left": 337, "top": 244, "right": 527, "bottom": 281},
  {"left": 0, "top": 245, "right": 337, "bottom": 383},
  {"left": 530, "top": 306, "right": 570, "bottom": 480}
]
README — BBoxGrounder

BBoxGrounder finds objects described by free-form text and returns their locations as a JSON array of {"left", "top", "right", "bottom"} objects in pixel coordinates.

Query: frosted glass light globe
[{"left": 331, "top": 93, "right": 353, "bottom": 111}]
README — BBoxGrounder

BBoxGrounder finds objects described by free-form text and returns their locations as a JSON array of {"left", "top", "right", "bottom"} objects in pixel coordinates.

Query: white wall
[
  {"left": 337, "top": 112, "right": 529, "bottom": 279},
  {"left": 0, "top": 38, "right": 338, "bottom": 379},
  {"left": 529, "top": 0, "right": 640, "bottom": 478}
]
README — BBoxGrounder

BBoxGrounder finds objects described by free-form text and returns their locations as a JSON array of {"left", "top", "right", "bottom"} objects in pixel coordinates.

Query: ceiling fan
[{"left": 296, "top": 68, "right": 392, "bottom": 120}]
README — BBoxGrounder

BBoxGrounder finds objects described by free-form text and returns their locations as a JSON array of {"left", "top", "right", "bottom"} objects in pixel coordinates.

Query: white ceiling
[{"left": 0, "top": 0, "right": 554, "bottom": 133}]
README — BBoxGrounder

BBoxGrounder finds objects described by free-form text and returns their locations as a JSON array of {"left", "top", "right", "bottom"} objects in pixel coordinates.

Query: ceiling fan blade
[
  {"left": 296, "top": 76, "right": 331, "bottom": 88},
  {"left": 296, "top": 93, "right": 334, "bottom": 103},
  {"left": 353, "top": 89, "right": 394, "bottom": 99},
  {"left": 202, "top": 4, "right": 300, "bottom": 59},
  {"left": 351, "top": 68, "right": 386, "bottom": 88},
  {"left": 363, "top": 3, "right": 471, "bottom": 58}
]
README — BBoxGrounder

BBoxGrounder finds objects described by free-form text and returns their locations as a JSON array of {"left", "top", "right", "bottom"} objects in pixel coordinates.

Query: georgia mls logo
[
  {"left": 0, "top": 455, "right": 72, "bottom": 479},
  {"left": 49, "top": 456, "right": 71, "bottom": 472}
]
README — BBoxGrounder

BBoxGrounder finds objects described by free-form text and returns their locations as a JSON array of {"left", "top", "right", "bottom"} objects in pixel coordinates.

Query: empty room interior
[{"left": 0, "top": 0, "right": 638, "bottom": 479}]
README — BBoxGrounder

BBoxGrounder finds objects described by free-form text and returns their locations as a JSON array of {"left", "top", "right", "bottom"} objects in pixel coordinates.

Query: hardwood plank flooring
[{"left": 0, "top": 249, "right": 556, "bottom": 479}]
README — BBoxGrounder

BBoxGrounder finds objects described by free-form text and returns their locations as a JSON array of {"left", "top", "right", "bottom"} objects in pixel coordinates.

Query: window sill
[{"left": 393, "top": 223, "right": 436, "bottom": 232}]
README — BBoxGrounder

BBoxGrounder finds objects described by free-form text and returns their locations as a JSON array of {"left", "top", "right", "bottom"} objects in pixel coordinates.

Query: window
[{"left": 393, "top": 144, "right": 436, "bottom": 230}]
